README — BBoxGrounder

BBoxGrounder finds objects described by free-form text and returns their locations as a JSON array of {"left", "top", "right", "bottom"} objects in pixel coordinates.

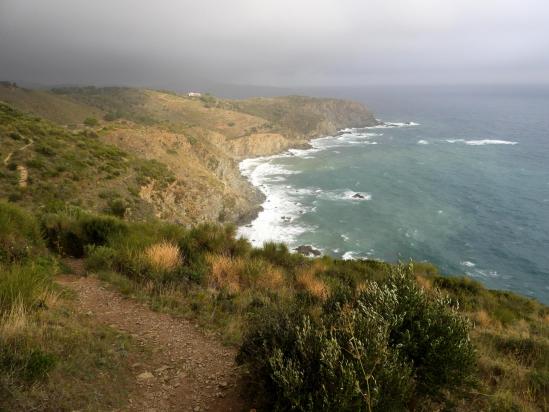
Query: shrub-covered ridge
[{"left": 3, "top": 203, "right": 542, "bottom": 411}]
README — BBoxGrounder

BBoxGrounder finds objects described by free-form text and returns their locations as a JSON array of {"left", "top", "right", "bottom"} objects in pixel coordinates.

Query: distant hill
[{"left": 0, "top": 83, "right": 377, "bottom": 224}]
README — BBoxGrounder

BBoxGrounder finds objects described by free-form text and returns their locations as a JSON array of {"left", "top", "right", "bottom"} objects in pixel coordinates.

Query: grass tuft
[{"left": 143, "top": 241, "right": 182, "bottom": 273}]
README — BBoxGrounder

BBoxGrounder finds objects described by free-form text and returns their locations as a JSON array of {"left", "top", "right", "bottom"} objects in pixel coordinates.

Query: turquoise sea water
[{"left": 238, "top": 86, "right": 549, "bottom": 303}]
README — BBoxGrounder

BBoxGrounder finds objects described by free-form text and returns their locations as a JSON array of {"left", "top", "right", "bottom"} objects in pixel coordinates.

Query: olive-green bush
[{"left": 237, "top": 265, "right": 476, "bottom": 411}]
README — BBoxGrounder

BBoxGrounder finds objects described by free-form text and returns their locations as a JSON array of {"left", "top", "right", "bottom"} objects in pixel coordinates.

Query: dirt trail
[
  {"left": 16, "top": 165, "right": 28, "bottom": 187},
  {"left": 3, "top": 138, "right": 34, "bottom": 187},
  {"left": 3, "top": 151, "right": 13, "bottom": 166},
  {"left": 57, "top": 260, "right": 247, "bottom": 412}
]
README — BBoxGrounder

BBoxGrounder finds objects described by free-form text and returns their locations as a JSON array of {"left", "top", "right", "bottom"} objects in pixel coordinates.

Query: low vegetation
[
  {"left": 0, "top": 102, "right": 174, "bottom": 219},
  {"left": 0, "top": 202, "right": 141, "bottom": 410},
  {"left": 0, "top": 201, "right": 544, "bottom": 411}
]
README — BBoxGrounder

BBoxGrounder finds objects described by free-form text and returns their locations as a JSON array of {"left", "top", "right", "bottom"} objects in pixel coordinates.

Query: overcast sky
[{"left": 1, "top": 0, "right": 549, "bottom": 89}]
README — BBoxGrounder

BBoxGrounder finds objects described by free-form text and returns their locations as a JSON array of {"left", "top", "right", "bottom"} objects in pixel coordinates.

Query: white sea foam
[
  {"left": 342, "top": 251, "right": 359, "bottom": 260},
  {"left": 238, "top": 120, "right": 411, "bottom": 247},
  {"left": 445, "top": 139, "right": 518, "bottom": 146},
  {"left": 417, "top": 140, "right": 429, "bottom": 145},
  {"left": 474, "top": 269, "right": 499, "bottom": 278},
  {"left": 461, "top": 261, "right": 476, "bottom": 268},
  {"left": 362, "top": 121, "right": 420, "bottom": 129},
  {"left": 465, "top": 139, "right": 518, "bottom": 146},
  {"left": 466, "top": 267, "right": 500, "bottom": 280},
  {"left": 238, "top": 157, "right": 316, "bottom": 247}
]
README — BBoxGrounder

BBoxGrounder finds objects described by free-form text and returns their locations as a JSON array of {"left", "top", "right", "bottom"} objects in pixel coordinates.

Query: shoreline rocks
[{"left": 294, "top": 245, "right": 322, "bottom": 257}]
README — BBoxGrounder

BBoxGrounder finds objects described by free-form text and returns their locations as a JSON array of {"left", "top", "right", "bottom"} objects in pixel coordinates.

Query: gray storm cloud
[{"left": 1, "top": 0, "right": 548, "bottom": 88}]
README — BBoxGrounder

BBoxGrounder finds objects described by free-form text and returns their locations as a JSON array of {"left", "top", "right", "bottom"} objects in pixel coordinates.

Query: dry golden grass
[
  {"left": 143, "top": 241, "right": 182, "bottom": 272},
  {"left": 472, "top": 309, "right": 493, "bottom": 328},
  {"left": 206, "top": 254, "right": 245, "bottom": 294},
  {"left": 296, "top": 268, "right": 329, "bottom": 300},
  {"left": 415, "top": 275, "right": 433, "bottom": 291},
  {"left": 356, "top": 281, "right": 370, "bottom": 293},
  {"left": 206, "top": 255, "right": 287, "bottom": 294},
  {"left": 0, "top": 301, "right": 31, "bottom": 340},
  {"left": 256, "top": 264, "right": 285, "bottom": 290},
  {"left": 41, "top": 290, "right": 61, "bottom": 310}
]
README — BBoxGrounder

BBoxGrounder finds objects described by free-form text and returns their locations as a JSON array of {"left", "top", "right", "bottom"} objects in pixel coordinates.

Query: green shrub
[
  {"left": 0, "top": 202, "right": 44, "bottom": 263},
  {"left": 0, "top": 346, "right": 57, "bottom": 382},
  {"left": 110, "top": 246, "right": 149, "bottom": 281},
  {"left": 103, "top": 112, "right": 120, "bottom": 121},
  {"left": 7, "top": 192, "right": 22, "bottom": 203},
  {"left": 41, "top": 211, "right": 85, "bottom": 257},
  {"left": 106, "top": 198, "right": 127, "bottom": 218},
  {"left": 41, "top": 210, "right": 126, "bottom": 257},
  {"left": 487, "top": 391, "right": 522, "bottom": 412},
  {"left": 9, "top": 131, "right": 22, "bottom": 140},
  {"left": 35, "top": 144, "right": 55, "bottom": 156},
  {"left": 251, "top": 241, "right": 305, "bottom": 271},
  {"left": 84, "top": 245, "right": 117, "bottom": 272},
  {"left": 237, "top": 265, "right": 475, "bottom": 411},
  {"left": 433, "top": 275, "right": 483, "bottom": 295},
  {"left": 528, "top": 369, "right": 549, "bottom": 401},
  {"left": 182, "top": 223, "right": 249, "bottom": 259},
  {"left": 83, "top": 117, "right": 98, "bottom": 127},
  {"left": 492, "top": 335, "right": 549, "bottom": 369},
  {"left": 0, "top": 262, "right": 53, "bottom": 313}
]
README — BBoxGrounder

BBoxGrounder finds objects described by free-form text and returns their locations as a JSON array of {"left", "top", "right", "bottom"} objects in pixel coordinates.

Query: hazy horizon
[{"left": 1, "top": 0, "right": 549, "bottom": 91}]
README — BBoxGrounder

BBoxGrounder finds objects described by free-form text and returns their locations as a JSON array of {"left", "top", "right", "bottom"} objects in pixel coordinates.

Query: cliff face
[{"left": 0, "top": 85, "right": 378, "bottom": 224}]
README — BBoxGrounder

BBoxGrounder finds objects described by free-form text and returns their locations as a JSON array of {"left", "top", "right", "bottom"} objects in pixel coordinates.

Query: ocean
[{"left": 237, "top": 85, "right": 549, "bottom": 303}]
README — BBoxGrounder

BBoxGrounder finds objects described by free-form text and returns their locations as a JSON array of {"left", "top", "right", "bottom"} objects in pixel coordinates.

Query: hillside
[
  {"left": 1, "top": 201, "right": 547, "bottom": 411},
  {"left": 0, "top": 102, "right": 175, "bottom": 220},
  {"left": 0, "top": 84, "right": 378, "bottom": 224}
]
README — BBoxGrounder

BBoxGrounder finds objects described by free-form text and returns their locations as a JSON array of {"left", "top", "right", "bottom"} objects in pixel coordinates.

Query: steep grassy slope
[{"left": 0, "top": 102, "right": 175, "bottom": 220}]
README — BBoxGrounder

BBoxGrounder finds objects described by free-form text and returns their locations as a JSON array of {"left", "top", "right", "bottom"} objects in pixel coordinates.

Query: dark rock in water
[
  {"left": 294, "top": 245, "right": 322, "bottom": 257},
  {"left": 352, "top": 193, "right": 365, "bottom": 199}
]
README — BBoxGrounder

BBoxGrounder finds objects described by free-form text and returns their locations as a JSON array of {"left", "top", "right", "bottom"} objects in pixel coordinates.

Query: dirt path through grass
[
  {"left": 16, "top": 165, "right": 28, "bottom": 187},
  {"left": 3, "top": 138, "right": 34, "bottom": 187},
  {"left": 57, "top": 261, "right": 246, "bottom": 412},
  {"left": 3, "top": 151, "right": 13, "bottom": 166}
]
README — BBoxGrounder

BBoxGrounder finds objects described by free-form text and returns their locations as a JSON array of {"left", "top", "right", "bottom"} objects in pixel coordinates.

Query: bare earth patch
[{"left": 57, "top": 263, "right": 247, "bottom": 412}]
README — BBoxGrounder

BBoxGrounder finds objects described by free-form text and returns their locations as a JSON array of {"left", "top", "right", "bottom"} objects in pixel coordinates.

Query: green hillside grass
[
  {"left": 0, "top": 83, "right": 103, "bottom": 125},
  {"left": 0, "top": 102, "right": 174, "bottom": 219}
]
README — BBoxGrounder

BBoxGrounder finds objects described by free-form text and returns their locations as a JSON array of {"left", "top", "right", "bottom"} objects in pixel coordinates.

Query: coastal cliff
[
  {"left": 0, "top": 84, "right": 378, "bottom": 224},
  {"left": 1, "top": 84, "right": 547, "bottom": 412}
]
